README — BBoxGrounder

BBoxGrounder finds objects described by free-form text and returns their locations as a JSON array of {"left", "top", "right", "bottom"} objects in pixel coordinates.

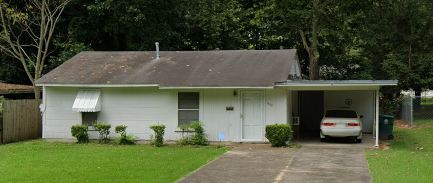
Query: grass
[
  {"left": 414, "top": 119, "right": 433, "bottom": 126},
  {"left": 0, "top": 140, "right": 228, "bottom": 183},
  {"left": 420, "top": 97, "right": 433, "bottom": 106},
  {"left": 365, "top": 127, "right": 433, "bottom": 183}
]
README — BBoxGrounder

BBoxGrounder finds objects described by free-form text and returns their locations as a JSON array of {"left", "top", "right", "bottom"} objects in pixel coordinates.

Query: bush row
[
  {"left": 71, "top": 123, "right": 136, "bottom": 144},
  {"left": 70, "top": 121, "right": 209, "bottom": 147},
  {"left": 71, "top": 122, "right": 292, "bottom": 147}
]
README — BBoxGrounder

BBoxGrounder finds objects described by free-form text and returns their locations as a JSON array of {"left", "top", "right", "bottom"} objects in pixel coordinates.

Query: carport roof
[
  {"left": 275, "top": 80, "right": 397, "bottom": 90},
  {"left": 275, "top": 80, "right": 398, "bottom": 86}
]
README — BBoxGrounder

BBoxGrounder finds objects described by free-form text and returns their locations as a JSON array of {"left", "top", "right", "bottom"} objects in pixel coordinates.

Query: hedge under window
[{"left": 178, "top": 92, "right": 199, "bottom": 126}]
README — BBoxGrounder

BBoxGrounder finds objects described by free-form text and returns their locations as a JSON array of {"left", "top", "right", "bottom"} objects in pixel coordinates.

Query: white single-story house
[{"left": 36, "top": 49, "right": 397, "bottom": 147}]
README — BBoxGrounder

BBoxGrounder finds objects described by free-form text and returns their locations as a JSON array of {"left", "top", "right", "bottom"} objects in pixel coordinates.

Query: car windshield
[{"left": 325, "top": 110, "right": 357, "bottom": 118}]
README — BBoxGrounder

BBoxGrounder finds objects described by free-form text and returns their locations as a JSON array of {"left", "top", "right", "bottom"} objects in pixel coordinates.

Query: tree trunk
[
  {"left": 34, "top": 85, "right": 41, "bottom": 100},
  {"left": 309, "top": 54, "right": 319, "bottom": 80},
  {"left": 309, "top": 0, "right": 320, "bottom": 80}
]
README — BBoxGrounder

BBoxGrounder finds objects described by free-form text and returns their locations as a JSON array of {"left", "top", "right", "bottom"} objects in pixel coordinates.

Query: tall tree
[{"left": 0, "top": 0, "right": 71, "bottom": 99}]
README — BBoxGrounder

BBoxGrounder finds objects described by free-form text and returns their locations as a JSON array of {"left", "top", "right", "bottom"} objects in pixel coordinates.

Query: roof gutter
[
  {"left": 275, "top": 80, "right": 398, "bottom": 86},
  {"left": 159, "top": 86, "right": 274, "bottom": 89},
  {"left": 35, "top": 83, "right": 274, "bottom": 89},
  {"left": 35, "top": 83, "right": 159, "bottom": 87}
]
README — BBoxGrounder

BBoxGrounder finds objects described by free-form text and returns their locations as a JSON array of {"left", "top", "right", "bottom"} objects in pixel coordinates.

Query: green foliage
[
  {"left": 71, "top": 125, "right": 89, "bottom": 143},
  {"left": 176, "top": 121, "right": 208, "bottom": 146},
  {"left": 114, "top": 125, "right": 135, "bottom": 145},
  {"left": 115, "top": 125, "right": 127, "bottom": 135},
  {"left": 265, "top": 124, "right": 293, "bottom": 147},
  {"left": 178, "top": 124, "right": 190, "bottom": 131},
  {"left": 176, "top": 137, "right": 190, "bottom": 146},
  {"left": 92, "top": 123, "right": 111, "bottom": 143},
  {"left": 149, "top": 125, "right": 166, "bottom": 147},
  {"left": 189, "top": 121, "right": 208, "bottom": 146},
  {"left": 115, "top": 134, "right": 136, "bottom": 145}
]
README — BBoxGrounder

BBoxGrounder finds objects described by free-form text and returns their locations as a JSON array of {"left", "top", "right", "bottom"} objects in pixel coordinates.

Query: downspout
[
  {"left": 155, "top": 42, "right": 160, "bottom": 59},
  {"left": 374, "top": 89, "right": 379, "bottom": 147},
  {"left": 42, "top": 86, "right": 47, "bottom": 138}
]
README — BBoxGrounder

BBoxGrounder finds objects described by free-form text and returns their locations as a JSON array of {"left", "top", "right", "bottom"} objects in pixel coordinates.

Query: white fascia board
[
  {"left": 275, "top": 80, "right": 398, "bottom": 86},
  {"left": 36, "top": 83, "right": 159, "bottom": 87},
  {"left": 159, "top": 86, "right": 274, "bottom": 89},
  {"left": 36, "top": 83, "right": 274, "bottom": 89}
]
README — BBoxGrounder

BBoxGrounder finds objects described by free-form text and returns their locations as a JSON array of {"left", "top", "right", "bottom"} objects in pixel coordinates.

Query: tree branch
[{"left": 278, "top": 10, "right": 312, "bottom": 54}]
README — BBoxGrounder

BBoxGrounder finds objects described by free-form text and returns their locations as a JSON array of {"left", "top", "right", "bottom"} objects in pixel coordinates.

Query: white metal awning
[{"left": 72, "top": 90, "right": 101, "bottom": 112}]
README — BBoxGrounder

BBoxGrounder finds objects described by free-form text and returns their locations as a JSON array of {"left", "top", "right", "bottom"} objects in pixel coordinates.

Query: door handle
[{"left": 240, "top": 113, "right": 243, "bottom": 118}]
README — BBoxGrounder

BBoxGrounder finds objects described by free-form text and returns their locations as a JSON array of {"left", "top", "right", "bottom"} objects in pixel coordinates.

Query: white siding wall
[
  {"left": 43, "top": 87, "right": 288, "bottom": 142},
  {"left": 99, "top": 87, "right": 174, "bottom": 140},
  {"left": 201, "top": 89, "right": 239, "bottom": 142},
  {"left": 44, "top": 87, "right": 80, "bottom": 138},
  {"left": 324, "top": 91, "right": 374, "bottom": 133},
  {"left": 265, "top": 88, "right": 287, "bottom": 126}
]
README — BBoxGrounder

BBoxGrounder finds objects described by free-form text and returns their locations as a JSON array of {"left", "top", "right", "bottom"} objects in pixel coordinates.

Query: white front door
[{"left": 242, "top": 91, "right": 263, "bottom": 141}]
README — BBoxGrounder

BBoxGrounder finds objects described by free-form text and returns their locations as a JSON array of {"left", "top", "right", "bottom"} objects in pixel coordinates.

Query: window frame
[
  {"left": 177, "top": 91, "right": 201, "bottom": 126},
  {"left": 81, "top": 112, "right": 98, "bottom": 126}
]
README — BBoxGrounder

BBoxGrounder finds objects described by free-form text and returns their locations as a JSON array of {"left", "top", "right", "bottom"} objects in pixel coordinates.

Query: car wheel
[{"left": 320, "top": 138, "right": 327, "bottom": 142}]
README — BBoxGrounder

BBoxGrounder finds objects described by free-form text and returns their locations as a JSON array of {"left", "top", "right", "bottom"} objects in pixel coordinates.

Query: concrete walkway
[{"left": 178, "top": 144, "right": 371, "bottom": 183}]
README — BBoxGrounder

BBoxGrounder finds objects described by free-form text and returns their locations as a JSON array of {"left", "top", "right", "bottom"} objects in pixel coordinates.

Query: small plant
[
  {"left": 92, "top": 123, "right": 111, "bottom": 143},
  {"left": 71, "top": 125, "right": 89, "bottom": 143},
  {"left": 114, "top": 125, "right": 135, "bottom": 145},
  {"left": 149, "top": 125, "right": 166, "bottom": 147},
  {"left": 176, "top": 137, "right": 190, "bottom": 146},
  {"left": 189, "top": 121, "right": 208, "bottom": 145},
  {"left": 265, "top": 124, "right": 293, "bottom": 147}
]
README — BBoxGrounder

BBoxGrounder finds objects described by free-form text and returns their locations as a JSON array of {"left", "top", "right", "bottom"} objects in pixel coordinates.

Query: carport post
[{"left": 375, "top": 89, "right": 379, "bottom": 147}]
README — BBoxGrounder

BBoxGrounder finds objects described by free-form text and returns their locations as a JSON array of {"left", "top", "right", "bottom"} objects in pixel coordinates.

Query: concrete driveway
[{"left": 177, "top": 143, "right": 371, "bottom": 183}]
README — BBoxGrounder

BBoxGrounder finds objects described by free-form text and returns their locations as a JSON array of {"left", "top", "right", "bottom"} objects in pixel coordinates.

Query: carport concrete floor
[{"left": 177, "top": 137, "right": 373, "bottom": 183}]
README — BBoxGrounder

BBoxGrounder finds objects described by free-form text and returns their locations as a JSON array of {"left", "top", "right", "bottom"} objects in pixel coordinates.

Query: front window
[
  {"left": 82, "top": 112, "right": 98, "bottom": 126},
  {"left": 178, "top": 92, "right": 199, "bottom": 126},
  {"left": 325, "top": 110, "right": 357, "bottom": 118}
]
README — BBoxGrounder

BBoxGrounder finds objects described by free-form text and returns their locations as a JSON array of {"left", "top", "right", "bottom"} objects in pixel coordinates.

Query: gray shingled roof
[{"left": 36, "top": 50, "right": 298, "bottom": 86}]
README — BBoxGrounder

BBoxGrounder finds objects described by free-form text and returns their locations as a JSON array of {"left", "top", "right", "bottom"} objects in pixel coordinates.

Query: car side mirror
[{"left": 360, "top": 115, "right": 364, "bottom": 119}]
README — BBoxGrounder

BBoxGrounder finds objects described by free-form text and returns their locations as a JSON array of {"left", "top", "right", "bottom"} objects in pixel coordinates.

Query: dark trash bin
[{"left": 379, "top": 114, "right": 394, "bottom": 140}]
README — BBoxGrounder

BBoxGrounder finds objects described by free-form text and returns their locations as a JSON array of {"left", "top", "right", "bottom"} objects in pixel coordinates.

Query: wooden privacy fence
[{"left": 1, "top": 99, "right": 42, "bottom": 144}]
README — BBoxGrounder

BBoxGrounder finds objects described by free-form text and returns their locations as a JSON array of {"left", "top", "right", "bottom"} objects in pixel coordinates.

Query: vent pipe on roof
[{"left": 155, "top": 42, "right": 160, "bottom": 59}]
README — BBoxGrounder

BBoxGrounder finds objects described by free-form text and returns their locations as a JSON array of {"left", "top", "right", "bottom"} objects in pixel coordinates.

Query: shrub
[
  {"left": 114, "top": 125, "right": 135, "bottom": 145},
  {"left": 92, "top": 123, "right": 111, "bottom": 143},
  {"left": 265, "top": 124, "right": 293, "bottom": 147},
  {"left": 149, "top": 125, "right": 166, "bottom": 147},
  {"left": 189, "top": 121, "right": 208, "bottom": 145},
  {"left": 71, "top": 125, "right": 89, "bottom": 143},
  {"left": 176, "top": 137, "right": 190, "bottom": 146}
]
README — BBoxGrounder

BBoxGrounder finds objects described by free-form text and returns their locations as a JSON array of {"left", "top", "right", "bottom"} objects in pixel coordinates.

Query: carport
[{"left": 276, "top": 80, "right": 398, "bottom": 147}]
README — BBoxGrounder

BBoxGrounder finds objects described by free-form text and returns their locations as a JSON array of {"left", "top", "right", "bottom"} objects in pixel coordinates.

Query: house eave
[
  {"left": 35, "top": 83, "right": 275, "bottom": 89},
  {"left": 159, "top": 86, "right": 274, "bottom": 89},
  {"left": 275, "top": 80, "right": 398, "bottom": 87},
  {"left": 35, "top": 83, "right": 160, "bottom": 87}
]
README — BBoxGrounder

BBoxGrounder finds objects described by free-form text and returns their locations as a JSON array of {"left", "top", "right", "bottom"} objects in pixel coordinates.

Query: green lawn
[
  {"left": 420, "top": 97, "right": 433, "bottom": 106},
  {"left": 0, "top": 140, "right": 228, "bottom": 183},
  {"left": 365, "top": 127, "right": 433, "bottom": 183},
  {"left": 414, "top": 119, "right": 433, "bottom": 126}
]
